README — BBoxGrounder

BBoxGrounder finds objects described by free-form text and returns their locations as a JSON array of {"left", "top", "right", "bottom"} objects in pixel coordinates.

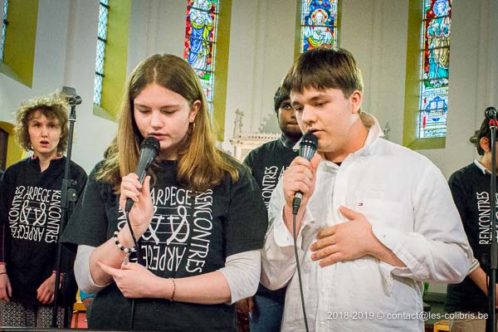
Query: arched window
[
  {"left": 184, "top": 0, "right": 219, "bottom": 113},
  {"left": 92, "top": 0, "right": 131, "bottom": 120},
  {"left": 418, "top": 0, "right": 452, "bottom": 139},
  {"left": 403, "top": 0, "right": 452, "bottom": 149},
  {"left": 93, "top": 0, "right": 109, "bottom": 106},
  {"left": 0, "top": 0, "right": 9, "bottom": 61},
  {"left": 299, "top": 0, "right": 339, "bottom": 52}
]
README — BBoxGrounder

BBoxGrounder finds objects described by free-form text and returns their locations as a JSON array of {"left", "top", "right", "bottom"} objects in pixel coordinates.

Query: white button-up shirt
[{"left": 261, "top": 116, "right": 474, "bottom": 331}]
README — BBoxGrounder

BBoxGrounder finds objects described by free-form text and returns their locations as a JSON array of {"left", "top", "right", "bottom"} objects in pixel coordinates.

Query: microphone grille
[
  {"left": 141, "top": 136, "right": 160, "bottom": 154},
  {"left": 299, "top": 132, "right": 318, "bottom": 160}
]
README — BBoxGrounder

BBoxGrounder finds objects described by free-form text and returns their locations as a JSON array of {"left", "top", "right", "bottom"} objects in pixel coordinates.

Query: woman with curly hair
[{"left": 0, "top": 93, "right": 87, "bottom": 328}]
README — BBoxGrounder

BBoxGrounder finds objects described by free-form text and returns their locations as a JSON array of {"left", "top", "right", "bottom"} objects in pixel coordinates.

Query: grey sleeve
[
  {"left": 218, "top": 250, "right": 261, "bottom": 304},
  {"left": 74, "top": 244, "right": 111, "bottom": 294},
  {"left": 77, "top": 245, "right": 260, "bottom": 302}
]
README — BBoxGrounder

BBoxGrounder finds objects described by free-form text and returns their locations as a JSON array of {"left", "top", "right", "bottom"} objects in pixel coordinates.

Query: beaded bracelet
[
  {"left": 169, "top": 278, "right": 176, "bottom": 301},
  {"left": 113, "top": 231, "right": 137, "bottom": 254}
]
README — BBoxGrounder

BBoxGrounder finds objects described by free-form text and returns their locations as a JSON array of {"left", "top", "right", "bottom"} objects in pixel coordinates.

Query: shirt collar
[
  {"left": 350, "top": 112, "right": 384, "bottom": 157},
  {"left": 362, "top": 113, "right": 384, "bottom": 146},
  {"left": 474, "top": 159, "right": 489, "bottom": 175},
  {"left": 280, "top": 134, "right": 300, "bottom": 149},
  {"left": 291, "top": 112, "right": 384, "bottom": 157}
]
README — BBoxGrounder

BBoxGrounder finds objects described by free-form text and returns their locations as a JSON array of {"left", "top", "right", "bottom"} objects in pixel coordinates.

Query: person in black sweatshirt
[
  {"left": 445, "top": 117, "right": 498, "bottom": 331},
  {"left": 236, "top": 78, "right": 302, "bottom": 332},
  {"left": 0, "top": 93, "right": 87, "bottom": 328}
]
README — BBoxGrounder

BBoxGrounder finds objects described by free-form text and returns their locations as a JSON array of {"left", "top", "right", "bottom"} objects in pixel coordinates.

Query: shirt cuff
[
  {"left": 273, "top": 207, "right": 314, "bottom": 248},
  {"left": 468, "top": 258, "right": 480, "bottom": 274},
  {"left": 371, "top": 224, "right": 400, "bottom": 251},
  {"left": 371, "top": 224, "right": 412, "bottom": 274}
]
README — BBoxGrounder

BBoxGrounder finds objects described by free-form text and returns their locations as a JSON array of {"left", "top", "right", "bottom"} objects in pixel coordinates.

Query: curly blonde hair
[{"left": 14, "top": 93, "right": 69, "bottom": 153}]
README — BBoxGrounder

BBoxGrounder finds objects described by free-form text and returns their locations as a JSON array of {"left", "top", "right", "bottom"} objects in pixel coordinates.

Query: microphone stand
[
  {"left": 487, "top": 109, "right": 498, "bottom": 332},
  {"left": 51, "top": 95, "right": 80, "bottom": 328}
]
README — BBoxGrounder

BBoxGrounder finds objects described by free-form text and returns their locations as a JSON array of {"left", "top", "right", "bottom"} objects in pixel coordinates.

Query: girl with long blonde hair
[{"left": 63, "top": 54, "right": 267, "bottom": 331}]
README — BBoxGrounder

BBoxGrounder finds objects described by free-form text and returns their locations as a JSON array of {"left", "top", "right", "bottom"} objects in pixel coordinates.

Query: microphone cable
[
  {"left": 290, "top": 131, "right": 316, "bottom": 332},
  {"left": 292, "top": 211, "right": 310, "bottom": 332},
  {"left": 122, "top": 137, "right": 158, "bottom": 330}
]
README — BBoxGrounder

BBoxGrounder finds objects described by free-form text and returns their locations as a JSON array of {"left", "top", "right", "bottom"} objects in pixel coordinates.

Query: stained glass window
[
  {"left": 0, "top": 0, "right": 9, "bottom": 61},
  {"left": 300, "top": 0, "right": 338, "bottom": 52},
  {"left": 184, "top": 0, "right": 219, "bottom": 113},
  {"left": 418, "top": 0, "right": 452, "bottom": 138},
  {"left": 93, "top": 0, "right": 109, "bottom": 106}
]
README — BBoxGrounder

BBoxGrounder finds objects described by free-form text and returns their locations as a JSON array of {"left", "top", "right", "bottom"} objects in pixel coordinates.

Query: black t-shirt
[
  {"left": 0, "top": 157, "right": 87, "bottom": 306},
  {"left": 243, "top": 138, "right": 298, "bottom": 303},
  {"left": 62, "top": 159, "right": 268, "bottom": 331},
  {"left": 243, "top": 138, "right": 298, "bottom": 209},
  {"left": 446, "top": 162, "right": 497, "bottom": 313}
]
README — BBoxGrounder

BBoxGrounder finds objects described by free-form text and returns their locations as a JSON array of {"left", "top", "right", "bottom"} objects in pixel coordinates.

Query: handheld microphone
[
  {"left": 125, "top": 136, "right": 160, "bottom": 213},
  {"left": 292, "top": 132, "right": 318, "bottom": 215}
]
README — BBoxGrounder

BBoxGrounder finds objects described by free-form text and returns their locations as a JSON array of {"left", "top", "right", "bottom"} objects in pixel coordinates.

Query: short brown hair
[
  {"left": 14, "top": 94, "right": 69, "bottom": 153},
  {"left": 285, "top": 48, "right": 363, "bottom": 98}
]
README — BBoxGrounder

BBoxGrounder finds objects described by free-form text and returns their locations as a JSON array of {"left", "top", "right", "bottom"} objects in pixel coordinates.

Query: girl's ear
[{"left": 190, "top": 100, "right": 201, "bottom": 123}]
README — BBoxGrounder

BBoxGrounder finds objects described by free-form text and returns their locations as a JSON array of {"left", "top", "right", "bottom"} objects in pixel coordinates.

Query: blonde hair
[
  {"left": 97, "top": 54, "right": 239, "bottom": 192},
  {"left": 14, "top": 93, "right": 69, "bottom": 153}
]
